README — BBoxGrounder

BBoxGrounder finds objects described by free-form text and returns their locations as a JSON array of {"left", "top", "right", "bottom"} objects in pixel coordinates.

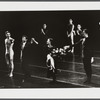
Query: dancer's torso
[
  {"left": 5, "top": 38, "right": 14, "bottom": 54},
  {"left": 67, "top": 24, "right": 74, "bottom": 33}
]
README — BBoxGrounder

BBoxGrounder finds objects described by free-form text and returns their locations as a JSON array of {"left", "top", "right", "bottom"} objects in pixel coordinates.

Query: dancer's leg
[
  {"left": 9, "top": 52, "right": 14, "bottom": 77},
  {"left": 70, "top": 32, "right": 74, "bottom": 53},
  {"left": 5, "top": 54, "right": 10, "bottom": 73},
  {"left": 9, "top": 59, "right": 14, "bottom": 77}
]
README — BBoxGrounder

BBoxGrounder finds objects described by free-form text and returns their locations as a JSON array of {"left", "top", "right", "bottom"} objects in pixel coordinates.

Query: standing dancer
[
  {"left": 41, "top": 24, "right": 48, "bottom": 46},
  {"left": 41, "top": 24, "right": 48, "bottom": 36},
  {"left": 76, "top": 24, "right": 94, "bottom": 63},
  {"left": 76, "top": 25, "right": 88, "bottom": 47},
  {"left": 20, "top": 35, "right": 28, "bottom": 62},
  {"left": 81, "top": 30, "right": 93, "bottom": 84},
  {"left": 21, "top": 36, "right": 39, "bottom": 82},
  {"left": 5, "top": 31, "right": 15, "bottom": 77},
  {"left": 76, "top": 24, "right": 84, "bottom": 56},
  {"left": 67, "top": 19, "right": 75, "bottom": 53},
  {"left": 20, "top": 35, "right": 31, "bottom": 81}
]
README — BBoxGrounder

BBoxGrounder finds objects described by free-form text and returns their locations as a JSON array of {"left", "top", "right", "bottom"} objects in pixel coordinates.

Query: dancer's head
[
  {"left": 47, "top": 38, "right": 53, "bottom": 45},
  {"left": 5, "top": 31, "right": 11, "bottom": 38},
  {"left": 43, "top": 24, "right": 47, "bottom": 29},
  {"left": 69, "top": 19, "right": 73, "bottom": 24},
  {"left": 77, "top": 24, "right": 81, "bottom": 30},
  {"left": 22, "top": 35, "right": 28, "bottom": 42}
]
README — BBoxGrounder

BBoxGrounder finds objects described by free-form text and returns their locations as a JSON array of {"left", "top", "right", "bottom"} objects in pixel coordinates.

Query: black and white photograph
[
  {"left": 1, "top": 1, "right": 100, "bottom": 99},
  {"left": 0, "top": 4, "right": 100, "bottom": 88}
]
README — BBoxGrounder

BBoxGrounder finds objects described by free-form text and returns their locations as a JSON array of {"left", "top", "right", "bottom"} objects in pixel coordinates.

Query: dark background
[{"left": 0, "top": 11, "right": 100, "bottom": 67}]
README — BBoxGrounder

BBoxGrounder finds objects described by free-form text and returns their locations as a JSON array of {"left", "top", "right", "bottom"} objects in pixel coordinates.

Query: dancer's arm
[
  {"left": 41, "top": 28, "right": 46, "bottom": 35},
  {"left": 31, "top": 38, "right": 39, "bottom": 44},
  {"left": 5, "top": 39, "right": 7, "bottom": 49}
]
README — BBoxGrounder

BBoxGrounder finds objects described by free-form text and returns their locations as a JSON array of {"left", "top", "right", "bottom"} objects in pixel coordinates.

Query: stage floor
[
  {"left": 1, "top": 51, "right": 100, "bottom": 88},
  {"left": 0, "top": 71, "right": 84, "bottom": 88}
]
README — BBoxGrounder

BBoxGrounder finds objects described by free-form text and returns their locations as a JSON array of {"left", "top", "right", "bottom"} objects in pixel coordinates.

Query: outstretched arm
[{"left": 31, "top": 38, "right": 39, "bottom": 44}]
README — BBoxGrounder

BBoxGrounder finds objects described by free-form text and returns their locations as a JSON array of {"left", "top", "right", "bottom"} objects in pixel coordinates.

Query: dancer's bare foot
[
  {"left": 91, "top": 57, "right": 94, "bottom": 63},
  {"left": 9, "top": 73, "right": 13, "bottom": 77}
]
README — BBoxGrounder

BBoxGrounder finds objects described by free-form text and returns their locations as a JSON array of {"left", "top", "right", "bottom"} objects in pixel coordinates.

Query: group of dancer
[
  {"left": 46, "top": 19, "right": 93, "bottom": 83},
  {"left": 5, "top": 19, "right": 94, "bottom": 84}
]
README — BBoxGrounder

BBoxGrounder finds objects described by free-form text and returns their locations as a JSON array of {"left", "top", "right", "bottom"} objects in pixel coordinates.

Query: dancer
[
  {"left": 20, "top": 35, "right": 28, "bottom": 62},
  {"left": 41, "top": 24, "right": 48, "bottom": 36},
  {"left": 82, "top": 29, "right": 93, "bottom": 84},
  {"left": 76, "top": 25, "right": 94, "bottom": 62},
  {"left": 46, "top": 38, "right": 56, "bottom": 82},
  {"left": 76, "top": 24, "right": 84, "bottom": 56},
  {"left": 5, "top": 31, "right": 15, "bottom": 77},
  {"left": 76, "top": 25, "right": 87, "bottom": 46},
  {"left": 20, "top": 35, "right": 31, "bottom": 82},
  {"left": 21, "top": 36, "right": 38, "bottom": 82},
  {"left": 76, "top": 24, "right": 83, "bottom": 35},
  {"left": 41, "top": 24, "right": 48, "bottom": 46},
  {"left": 67, "top": 19, "right": 75, "bottom": 53}
]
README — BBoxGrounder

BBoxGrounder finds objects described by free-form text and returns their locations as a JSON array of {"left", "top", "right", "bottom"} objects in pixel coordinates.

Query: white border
[
  {"left": 0, "top": 1, "right": 100, "bottom": 99},
  {"left": 0, "top": 2, "right": 100, "bottom": 11},
  {"left": 1, "top": 88, "right": 100, "bottom": 99}
]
